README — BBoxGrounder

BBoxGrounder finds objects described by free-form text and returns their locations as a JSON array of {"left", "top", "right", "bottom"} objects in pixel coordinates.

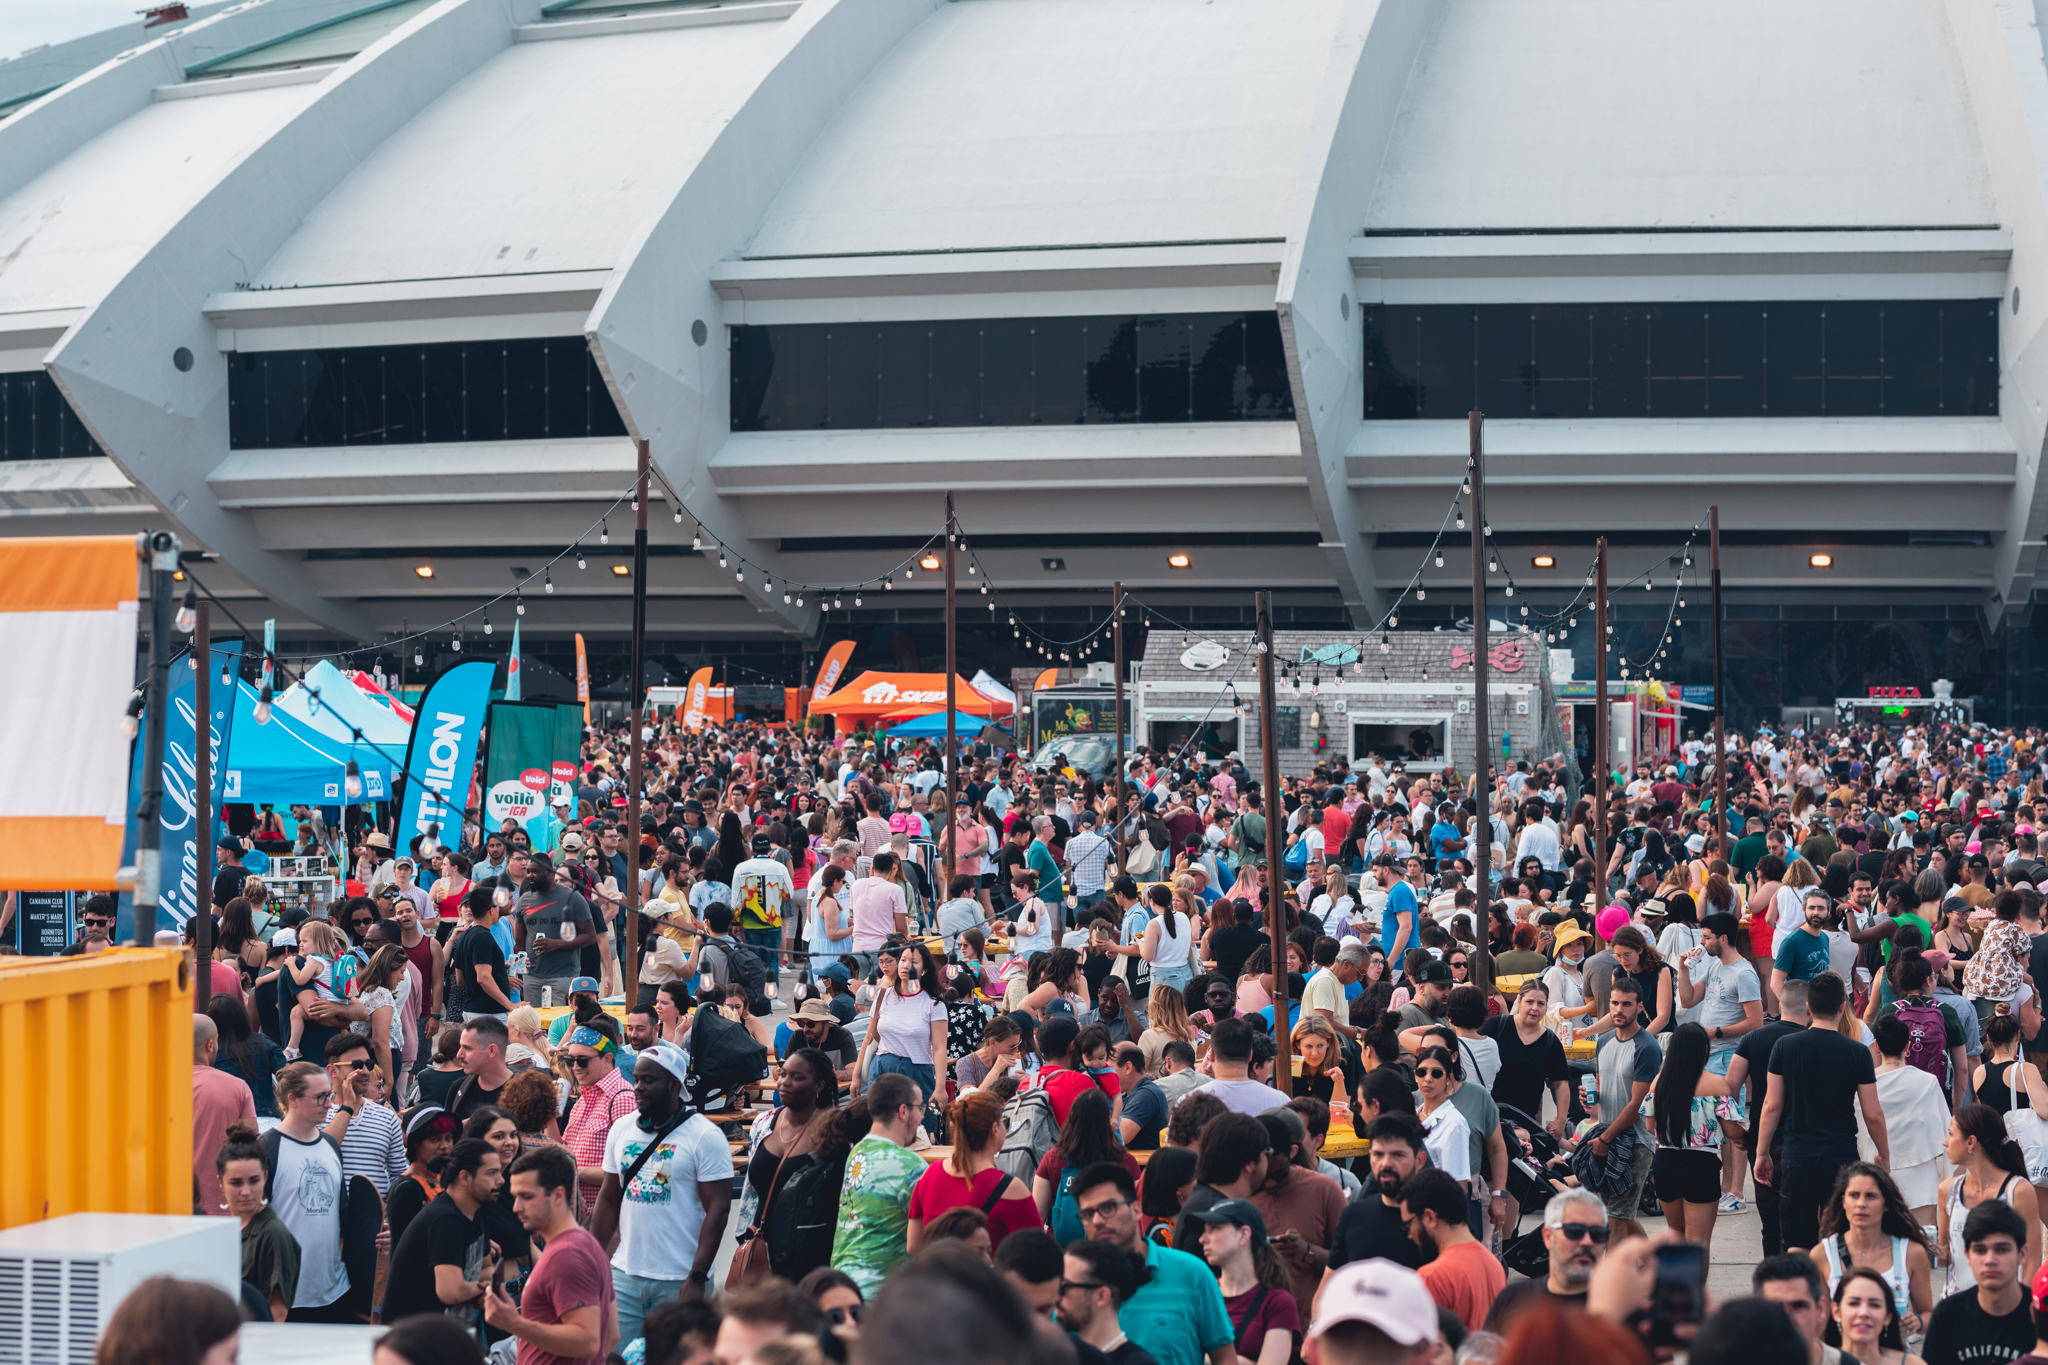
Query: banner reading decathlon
[
  {"left": 396, "top": 660, "right": 494, "bottom": 857},
  {"left": 115, "top": 638, "right": 244, "bottom": 936},
  {"left": 810, "top": 640, "right": 856, "bottom": 703},
  {"left": 682, "top": 666, "right": 713, "bottom": 729}
]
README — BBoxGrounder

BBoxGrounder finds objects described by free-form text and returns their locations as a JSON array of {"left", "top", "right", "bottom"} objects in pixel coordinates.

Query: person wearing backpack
[
  {"left": 1875, "top": 948, "right": 1968, "bottom": 1112},
  {"left": 1032, "top": 1089, "right": 1140, "bottom": 1245},
  {"left": 696, "top": 902, "right": 772, "bottom": 1016},
  {"left": 1230, "top": 790, "right": 1268, "bottom": 871}
]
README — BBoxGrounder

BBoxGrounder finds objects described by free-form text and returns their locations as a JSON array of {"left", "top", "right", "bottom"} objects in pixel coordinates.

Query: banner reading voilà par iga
[
  {"left": 116, "top": 640, "right": 244, "bottom": 939},
  {"left": 396, "top": 660, "right": 495, "bottom": 858}
]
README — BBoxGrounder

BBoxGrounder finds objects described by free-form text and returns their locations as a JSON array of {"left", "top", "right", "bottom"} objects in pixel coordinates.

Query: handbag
[
  {"left": 727, "top": 1115, "right": 808, "bottom": 1290},
  {"left": 1125, "top": 832, "right": 1160, "bottom": 877},
  {"left": 2004, "top": 1059, "right": 2048, "bottom": 1183}
]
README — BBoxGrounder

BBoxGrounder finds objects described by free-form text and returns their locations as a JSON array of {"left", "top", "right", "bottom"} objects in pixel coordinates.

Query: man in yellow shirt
[{"left": 1304, "top": 940, "right": 1366, "bottom": 1041}]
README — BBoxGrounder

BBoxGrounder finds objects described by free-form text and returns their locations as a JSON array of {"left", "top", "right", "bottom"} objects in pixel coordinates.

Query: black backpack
[
  {"left": 764, "top": 1152, "right": 847, "bottom": 1282},
  {"left": 703, "top": 934, "right": 770, "bottom": 1003}
]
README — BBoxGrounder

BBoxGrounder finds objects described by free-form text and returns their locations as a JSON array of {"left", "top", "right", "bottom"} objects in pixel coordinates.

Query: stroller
[{"left": 1496, "top": 1103, "right": 1569, "bottom": 1279}]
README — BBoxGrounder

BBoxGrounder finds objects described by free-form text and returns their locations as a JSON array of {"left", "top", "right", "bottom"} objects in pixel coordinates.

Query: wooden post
[
  {"left": 1710, "top": 506, "right": 1729, "bottom": 858},
  {"left": 625, "top": 438, "right": 649, "bottom": 1007},
  {"left": 1256, "top": 591, "right": 1293, "bottom": 1093},
  {"left": 1468, "top": 412, "right": 1493, "bottom": 996},
  {"left": 194, "top": 600, "right": 212, "bottom": 1013},
  {"left": 1593, "top": 538, "right": 1609, "bottom": 907},
  {"left": 1113, "top": 581, "right": 1126, "bottom": 872},
  {"left": 945, "top": 492, "right": 958, "bottom": 886}
]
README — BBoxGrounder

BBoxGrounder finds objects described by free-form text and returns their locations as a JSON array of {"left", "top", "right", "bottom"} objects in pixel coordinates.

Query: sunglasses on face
[
  {"left": 83, "top": 916, "right": 112, "bottom": 928},
  {"left": 826, "top": 1306, "right": 863, "bottom": 1327},
  {"left": 1550, "top": 1222, "right": 1611, "bottom": 1244},
  {"left": 1416, "top": 1067, "right": 1447, "bottom": 1079},
  {"left": 339, "top": 1058, "right": 375, "bottom": 1072},
  {"left": 567, "top": 1053, "right": 601, "bottom": 1068}
]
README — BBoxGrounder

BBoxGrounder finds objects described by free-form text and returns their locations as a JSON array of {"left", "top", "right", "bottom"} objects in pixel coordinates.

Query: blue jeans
[
  {"left": 1075, "top": 891, "right": 1106, "bottom": 914},
  {"left": 615, "top": 1271, "right": 689, "bottom": 1349},
  {"left": 1151, "top": 962, "right": 1193, "bottom": 995},
  {"left": 871, "top": 1053, "right": 937, "bottom": 1108},
  {"left": 742, "top": 927, "right": 783, "bottom": 972}
]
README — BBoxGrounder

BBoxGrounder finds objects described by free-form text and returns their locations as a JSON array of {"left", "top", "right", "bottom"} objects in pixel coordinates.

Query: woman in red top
[{"left": 906, "top": 1089, "right": 1043, "bottom": 1251}]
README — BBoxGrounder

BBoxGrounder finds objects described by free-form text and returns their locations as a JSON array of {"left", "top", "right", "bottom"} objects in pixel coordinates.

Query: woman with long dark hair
[
  {"left": 1833, "top": 1265, "right": 1925, "bottom": 1365},
  {"left": 714, "top": 810, "right": 748, "bottom": 880},
  {"left": 1032, "top": 1088, "right": 1137, "bottom": 1244},
  {"left": 862, "top": 939, "right": 948, "bottom": 1102},
  {"left": 1937, "top": 1103, "right": 2042, "bottom": 1292},
  {"left": 206, "top": 993, "right": 290, "bottom": 1119},
  {"left": 1805, "top": 1162, "right": 1934, "bottom": 1339},
  {"left": 1649, "top": 1022, "right": 1738, "bottom": 1271}
]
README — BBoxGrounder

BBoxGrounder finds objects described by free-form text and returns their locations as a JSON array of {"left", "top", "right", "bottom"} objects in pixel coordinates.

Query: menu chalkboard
[{"left": 17, "top": 891, "right": 71, "bottom": 956}]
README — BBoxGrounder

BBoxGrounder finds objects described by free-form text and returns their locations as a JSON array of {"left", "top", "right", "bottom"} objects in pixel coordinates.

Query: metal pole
[
  {"left": 1256, "top": 590, "right": 1292, "bottom": 1093},
  {"left": 1468, "top": 412, "right": 1492, "bottom": 996},
  {"left": 195, "top": 600, "right": 212, "bottom": 1012},
  {"left": 132, "top": 530, "right": 179, "bottom": 946},
  {"left": 625, "top": 439, "right": 649, "bottom": 1007},
  {"left": 1593, "top": 538, "right": 1609, "bottom": 907},
  {"left": 1710, "top": 506, "right": 1729, "bottom": 859},
  {"left": 1113, "top": 580, "right": 1126, "bottom": 873},
  {"left": 945, "top": 492, "right": 958, "bottom": 887}
]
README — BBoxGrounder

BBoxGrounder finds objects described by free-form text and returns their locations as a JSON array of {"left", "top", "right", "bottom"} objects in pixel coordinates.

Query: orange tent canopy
[{"left": 810, "top": 671, "right": 1010, "bottom": 719}]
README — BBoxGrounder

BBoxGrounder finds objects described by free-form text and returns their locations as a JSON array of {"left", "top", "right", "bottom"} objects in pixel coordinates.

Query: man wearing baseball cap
[{"left": 1303, "top": 1260, "right": 1438, "bottom": 1365}]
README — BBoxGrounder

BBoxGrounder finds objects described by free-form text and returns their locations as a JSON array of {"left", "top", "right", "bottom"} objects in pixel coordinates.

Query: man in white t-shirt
[
  {"left": 1171, "top": 1018, "right": 1290, "bottom": 1116},
  {"left": 591, "top": 1044, "right": 733, "bottom": 1348}
]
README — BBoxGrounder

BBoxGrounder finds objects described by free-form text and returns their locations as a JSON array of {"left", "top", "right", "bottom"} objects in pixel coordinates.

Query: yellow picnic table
[{"left": 536, "top": 1003, "right": 626, "bottom": 1028}]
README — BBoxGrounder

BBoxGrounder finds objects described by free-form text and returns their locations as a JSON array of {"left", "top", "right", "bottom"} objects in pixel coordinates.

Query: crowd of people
[{"left": 77, "top": 706, "right": 2048, "bottom": 1365}]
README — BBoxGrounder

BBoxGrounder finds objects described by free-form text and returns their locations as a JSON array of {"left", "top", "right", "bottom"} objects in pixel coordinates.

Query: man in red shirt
[
  {"left": 193, "top": 1015, "right": 256, "bottom": 1215},
  {"left": 559, "top": 1021, "right": 638, "bottom": 1197},
  {"left": 486, "top": 1145, "right": 613, "bottom": 1365},
  {"left": 1037, "top": 1018, "right": 1120, "bottom": 1125}
]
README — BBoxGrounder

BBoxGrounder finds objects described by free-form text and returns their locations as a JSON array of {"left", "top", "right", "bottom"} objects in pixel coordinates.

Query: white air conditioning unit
[
  {"left": 1085, "top": 662, "right": 1114, "bottom": 685},
  {"left": 0, "top": 1215, "right": 238, "bottom": 1365},
  {"left": 1455, "top": 700, "right": 1471, "bottom": 714}
]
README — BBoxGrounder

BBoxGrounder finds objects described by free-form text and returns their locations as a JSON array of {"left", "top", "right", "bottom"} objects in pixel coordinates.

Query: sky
[{"left": 0, "top": 0, "right": 144, "bottom": 63}]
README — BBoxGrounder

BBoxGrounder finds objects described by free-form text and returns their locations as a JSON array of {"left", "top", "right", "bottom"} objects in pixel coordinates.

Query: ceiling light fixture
[
  {"left": 414, "top": 565, "right": 434, "bottom": 578},
  {"left": 1532, "top": 555, "right": 1555, "bottom": 569},
  {"left": 1809, "top": 553, "right": 1833, "bottom": 569},
  {"left": 1168, "top": 553, "right": 1191, "bottom": 569}
]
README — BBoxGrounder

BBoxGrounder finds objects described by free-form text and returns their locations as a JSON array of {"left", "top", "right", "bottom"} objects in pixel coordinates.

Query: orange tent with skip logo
[{"left": 809, "top": 672, "right": 1011, "bottom": 722}]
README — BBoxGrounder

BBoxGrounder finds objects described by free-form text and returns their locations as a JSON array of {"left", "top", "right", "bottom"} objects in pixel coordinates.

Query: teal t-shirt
[
  {"left": 1773, "top": 927, "right": 1833, "bottom": 984},
  {"left": 830, "top": 1135, "right": 927, "bottom": 1294},
  {"left": 1123, "top": 1241, "right": 1234, "bottom": 1365}
]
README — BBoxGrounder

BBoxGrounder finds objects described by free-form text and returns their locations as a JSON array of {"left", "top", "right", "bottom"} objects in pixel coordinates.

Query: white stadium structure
[{"left": 2, "top": 0, "right": 2046, "bottom": 720}]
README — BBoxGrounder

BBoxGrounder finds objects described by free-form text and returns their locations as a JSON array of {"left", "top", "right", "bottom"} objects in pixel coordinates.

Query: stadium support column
[{"left": 1468, "top": 412, "right": 1492, "bottom": 997}]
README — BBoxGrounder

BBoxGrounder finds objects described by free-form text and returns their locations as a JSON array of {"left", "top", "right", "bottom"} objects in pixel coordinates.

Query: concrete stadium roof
[{"left": 0, "top": 0, "right": 2045, "bottom": 651}]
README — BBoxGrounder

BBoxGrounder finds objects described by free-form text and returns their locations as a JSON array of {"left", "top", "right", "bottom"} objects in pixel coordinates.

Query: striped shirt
[
  {"left": 562, "top": 1064, "right": 639, "bottom": 1169},
  {"left": 324, "top": 1100, "right": 407, "bottom": 1197}
]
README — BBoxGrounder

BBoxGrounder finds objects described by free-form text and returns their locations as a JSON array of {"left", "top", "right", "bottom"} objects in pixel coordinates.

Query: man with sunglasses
[
  {"left": 319, "top": 1033, "right": 405, "bottom": 1197},
  {"left": 60, "top": 894, "right": 116, "bottom": 956},
  {"left": 560, "top": 1019, "right": 639, "bottom": 1199},
  {"left": 1482, "top": 1189, "right": 1607, "bottom": 1332}
]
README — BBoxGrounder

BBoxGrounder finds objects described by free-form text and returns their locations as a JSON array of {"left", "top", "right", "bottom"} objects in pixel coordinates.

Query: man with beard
[
  {"left": 590, "top": 1043, "right": 733, "bottom": 1349},
  {"left": 1325, "top": 1114, "right": 1426, "bottom": 1275},
  {"left": 1481, "top": 1190, "right": 1606, "bottom": 1331},
  {"left": 1399, "top": 1167, "right": 1502, "bottom": 1333}
]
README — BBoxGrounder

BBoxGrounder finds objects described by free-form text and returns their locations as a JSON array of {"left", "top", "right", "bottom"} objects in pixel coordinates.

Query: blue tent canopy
[
  {"left": 223, "top": 679, "right": 399, "bottom": 805},
  {"left": 884, "top": 710, "right": 1010, "bottom": 739}
]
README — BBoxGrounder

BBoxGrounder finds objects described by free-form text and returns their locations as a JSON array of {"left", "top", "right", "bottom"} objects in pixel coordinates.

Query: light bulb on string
[
  {"left": 1489, "top": 556, "right": 1499, "bottom": 574},
  {"left": 600, "top": 521, "right": 609, "bottom": 545},
  {"left": 1504, "top": 584, "right": 1514, "bottom": 597},
  {"left": 1482, "top": 523, "right": 1492, "bottom": 538},
  {"left": 1434, "top": 552, "right": 1444, "bottom": 568},
  {"left": 834, "top": 596, "right": 842, "bottom": 609},
  {"left": 515, "top": 592, "right": 525, "bottom": 616},
  {"left": 452, "top": 631, "right": 462, "bottom": 654},
  {"left": 717, "top": 551, "right": 727, "bottom": 568},
  {"left": 175, "top": 586, "right": 197, "bottom": 635},
  {"left": 854, "top": 592, "right": 862, "bottom": 606},
  {"left": 1456, "top": 511, "right": 1465, "bottom": 530},
  {"left": 483, "top": 615, "right": 492, "bottom": 635},
  {"left": 1389, "top": 612, "right": 1399, "bottom": 628},
  {"left": 345, "top": 759, "right": 363, "bottom": 801},
  {"left": 1417, "top": 587, "right": 1426, "bottom": 600},
  {"left": 414, "top": 647, "right": 423, "bottom": 667},
  {"left": 736, "top": 568, "right": 745, "bottom": 583},
  {"left": 544, "top": 569, "right": 553, "bottom": 594},
  {"left": 672, "top": 507, "right": 682, "bottom": 523},
  {"left": 577, "top": 547, "right": 587, "bottom": 570}
]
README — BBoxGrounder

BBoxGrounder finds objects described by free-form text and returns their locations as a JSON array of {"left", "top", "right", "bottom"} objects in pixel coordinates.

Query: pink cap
[
  {"left": 1925, "top": 949, "right": 1953, "bottom": 972},
  {"left": 1308, "top": 1260, "right": 1437, "bottom": 1347},
  {"left": 1595, "top": 905, "right": 1631, "bottom": 941},
  {"left": 889, "top": 812, "right": 917, "bottom": 833}
]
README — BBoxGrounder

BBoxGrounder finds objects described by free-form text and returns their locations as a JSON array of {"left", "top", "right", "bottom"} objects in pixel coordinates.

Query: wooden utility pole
[
  {"left": 1112, "top": 580, "right": 1126, "bottom": 872},
  {"left": 1468, "top": 412, "right": 1493, "bottom": 996},
  {"left": 624, "top": 439, "right": 649, "bottom": 1007},
  {"left": 1710, "top": 506, "right": 1729, "bottom": 858},
  {"left": 1256, "top": 591, "right": 1293, "bottom": 1093},
  {"left": 1593, "top": 538, "right": 1609, "bottom": 907},
  {"left": 945, "top": 492, "right": 958, "bottom": 885},
  {"left": 194, "top": 600, "right": 212, "bottom": 1013}
]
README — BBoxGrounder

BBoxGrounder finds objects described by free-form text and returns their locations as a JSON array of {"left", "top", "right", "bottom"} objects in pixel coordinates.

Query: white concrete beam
[
  {"left": 1276, "top": 0, "right": 1441, "bottom": 629},
  {"left": 47, "top": 0, "right": 547, "bottom": 641},
  {"left": 586, "top": 0, "right": 944, "bottom": 638}
]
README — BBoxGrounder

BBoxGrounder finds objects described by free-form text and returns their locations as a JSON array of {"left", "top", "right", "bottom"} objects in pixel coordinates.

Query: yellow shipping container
[{"left": 0, "top": 949, "right": 192, "bottom": 1229}]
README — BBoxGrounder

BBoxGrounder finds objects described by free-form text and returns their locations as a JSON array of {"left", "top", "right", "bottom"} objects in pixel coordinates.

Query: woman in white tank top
[{"left": 1142, "top": 887, "right": 1197, "bottom": 994}]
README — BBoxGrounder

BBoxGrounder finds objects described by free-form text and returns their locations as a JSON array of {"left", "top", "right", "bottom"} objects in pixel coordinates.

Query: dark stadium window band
[
  {"left": 728, "top": 312, "right": 1296, "bottom": 431},
  {"left": 227, "top": 337, "right": 629, "bottom": 449},
  {"left": 1360, "top": 300, "right": 1999, "bottom": 420},
  {"left": 0, "top": 371, "right": 105, "bottom": 462}
]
